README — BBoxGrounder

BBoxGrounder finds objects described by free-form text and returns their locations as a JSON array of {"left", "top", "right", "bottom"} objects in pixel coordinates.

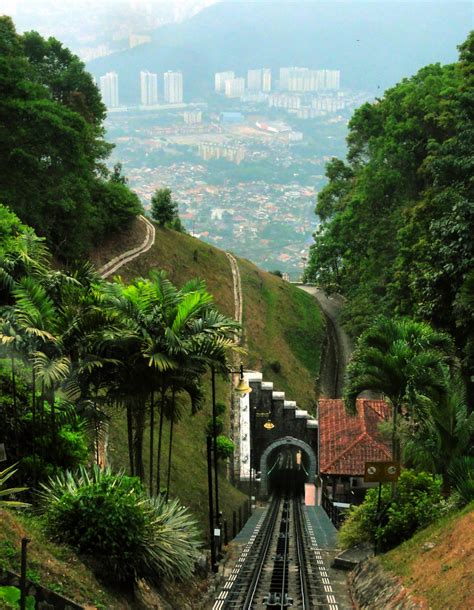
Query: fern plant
[{"left": 39, "top": 466, "right": 201, "bottom": 585}]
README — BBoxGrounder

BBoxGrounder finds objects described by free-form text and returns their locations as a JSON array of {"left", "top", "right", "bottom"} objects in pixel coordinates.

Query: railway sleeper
[{"left": 263, "top": 592, "right": 294, "bottom": 607}]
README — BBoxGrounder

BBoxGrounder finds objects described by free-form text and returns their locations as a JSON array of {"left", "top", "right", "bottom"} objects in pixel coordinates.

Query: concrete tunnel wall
[{"left": 258, "top": 436, "right": 317, "bottom": 498}]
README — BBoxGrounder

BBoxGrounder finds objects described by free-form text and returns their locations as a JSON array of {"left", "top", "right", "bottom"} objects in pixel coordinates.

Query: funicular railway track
[{"left": 214, "top": 464, "right": 339, "bottom": 609}]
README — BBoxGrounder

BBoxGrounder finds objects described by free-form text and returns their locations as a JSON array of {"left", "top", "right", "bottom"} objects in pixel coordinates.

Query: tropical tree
[
  {"left": 150, "top": 188, "right": 179, "bottom": 227},
  {"left": 344, "top": 316, "right": 454, "bottom": 462},
  {"left": 403, "top": 373, "right": 474, "bottom": 493},
  {"left": 100, "top": 271, "right": 240, "bottom": 496}
]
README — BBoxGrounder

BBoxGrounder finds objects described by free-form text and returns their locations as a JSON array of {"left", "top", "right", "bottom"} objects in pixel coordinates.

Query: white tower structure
[
  {"left": 262, "top": 68, "right": 272, "bottom": 92},
  {"left": 164, "top": 71, "right": 183, "bottom": 103},
  {"left": 247, "top": 69, "right": 262, "bottom": 91},
  {"left": 225, "top": 77, "right": 245, "bottom": 98},
  {"left": 140, "top": 70, "right": 158, "bottom": 105},
  {"left": 100, "top": 71, "right": 119, "bottom": 108},
  {"left": 215, "top": 71, "right": 235, "bottom": 93}
]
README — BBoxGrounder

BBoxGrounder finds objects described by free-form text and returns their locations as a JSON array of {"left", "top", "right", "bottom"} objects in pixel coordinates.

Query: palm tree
[
  {"left": 101, "top": 275, "right": 177, "bottom": 485},
  {"left": 101, "top": 271, "right": 240, "bottom": 495},
  {"left": 403, "top": 373, "right": 474, "bottom": 493},
  {"left": 344, "top": 316, "right": 454, "bottom": 462}
]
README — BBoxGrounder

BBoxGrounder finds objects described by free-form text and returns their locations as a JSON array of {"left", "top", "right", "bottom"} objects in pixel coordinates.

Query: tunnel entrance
[
  {"left": 258, "top": 436, "right": 317, "bottom": 498},
  {"left": 266, "top": 445, "right": 309, "bottom": 496}
]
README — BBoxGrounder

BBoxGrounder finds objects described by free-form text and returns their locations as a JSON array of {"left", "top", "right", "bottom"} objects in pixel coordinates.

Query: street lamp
[
  {"left": 208, "top": 363, "right": 252, "bottom": 573},
  {"left": 234, "top": 363, "right": 252, "bottom": 396}
]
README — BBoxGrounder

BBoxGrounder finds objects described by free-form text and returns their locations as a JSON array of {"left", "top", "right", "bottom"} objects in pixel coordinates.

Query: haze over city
[
  {"left": 3, "top": 0, "right": 471, "bottom": 275},
  {"left": 1, "top": 2, "right": 473, "bottom": 608}
]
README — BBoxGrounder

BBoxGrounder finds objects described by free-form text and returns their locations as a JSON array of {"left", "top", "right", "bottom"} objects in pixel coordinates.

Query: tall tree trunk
[
  {"left": 40, "top": 381, "right": 46, "bottom": 473},
  {"left": 133, "top": 401, "right": 145, "bottom": 481},
  {"left": 149, "top": 390, "right": 155, "bottom": 494},
  {"left": 11, "top": 357, "right": 18, "bottom": 455},
  {"left": 49, "top": 387, "right": 56, "bottom": 447},
  {"left": 126, "top": 402, "right": 134, "bottom": 476},
  {"left": 31, "top": 366, "right": 37, "bottom": 489},
  {"left": 165, "top": 389, "right": 176, "bottom": 503},
  {"left": 391, "top": 401, "right": 400, "bottom": 497},
  {"left": 156, "top": 383, "right": 166, "bottom": 495}
]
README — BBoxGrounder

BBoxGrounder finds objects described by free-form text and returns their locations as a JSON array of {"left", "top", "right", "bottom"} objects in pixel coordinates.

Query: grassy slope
[
  {"left": 0, "top": 509, "right": 124, "bottom": 609},
  {"left": 0, "top": 509, "right": 210, "bottom": 609},
  {"left": 380, "top": 502, "right": 474, "bottom": 610},
  {"left": 103, "top": 223, "right": 325, "bottom": 531}
]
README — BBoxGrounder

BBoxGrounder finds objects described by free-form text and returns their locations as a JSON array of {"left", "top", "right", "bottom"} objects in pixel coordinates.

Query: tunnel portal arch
[{"left": 259, "top": 436, "right": 316, "bottom": 498}]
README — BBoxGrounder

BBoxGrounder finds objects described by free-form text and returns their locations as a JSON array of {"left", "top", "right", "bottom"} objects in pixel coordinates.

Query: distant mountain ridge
[{"left": 88, "top": 1, "right": 472, "bottom": 103}]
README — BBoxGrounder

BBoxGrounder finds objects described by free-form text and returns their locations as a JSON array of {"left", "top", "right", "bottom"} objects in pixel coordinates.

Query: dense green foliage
[
  {"left": 150, "top": 188, "right": 183, "bottom": 231},
  {"left": 0, "top": 364, "right": 89, "bottom": 484},
  {"left": 216, "top": 434, "right": 235, "bottom": 460},
  {"left": 306, "top": 33, "right": 474, "bottom": 398},
  {"left": 0, "top": 208, "right": 239, "bottom": 504},
  {"left": 339, "top": 470, "right": 444, "bottom": 551},
  {"left": 39, "top": 466, "right": 201, "bottom": 586},
  {"left": 0, "top": 586, "right": 35, "bottom": 609},
  {"left": 0, "top": 18, "right": 142, "bottom": 259}
]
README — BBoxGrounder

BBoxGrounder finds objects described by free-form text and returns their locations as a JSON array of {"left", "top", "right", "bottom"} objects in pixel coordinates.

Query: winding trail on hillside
[
  {"left": 299, "top": 286, "right": 352, "bottom": 398},
  {"left": 95, "top": 215, "right": 155, "bottom": 468},
  {"left": 225, "top": 251, "right": 244, "bottom": 484},
  {"left": 99, "top": 215, "right": 155, "bottom": 279},
  {"left": 225, "top": 252, "right": 243, "bottom": 329}
]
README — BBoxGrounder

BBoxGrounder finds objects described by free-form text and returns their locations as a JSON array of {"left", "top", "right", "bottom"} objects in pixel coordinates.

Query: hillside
[
  {"left": 91, "top": 220, "right": 325, "bottom": 531},
  {"left": 87, "top": 1, "right": 472, "bottom": 103},
  {"left": 380, "top": 503, "right": 474, "bottom": 609},
  {"left": 0, "top": 509, "right": 208, "bottom": 609}
]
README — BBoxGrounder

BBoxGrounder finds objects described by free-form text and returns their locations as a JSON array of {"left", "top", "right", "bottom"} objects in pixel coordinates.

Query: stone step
[
  {"left": 306, "top": 418, "right": 318, "bottom": 429},
  {"left": 295, "top": 409, "right": 309, "bottom": 419},
  {"left": 246, "top": 371, "right": 263, "bottom": 382},
  {"left": 283, "top": 400, "right": 297, "bottom": 409},
  {"left": 261, "top": 381, "right": 274, "bottom": 390},
  {"left": 272, "top": 391, "right": 285, "bottom": 400}
]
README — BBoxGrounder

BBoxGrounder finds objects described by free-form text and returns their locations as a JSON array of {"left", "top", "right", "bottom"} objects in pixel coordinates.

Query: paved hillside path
[
  {"left": 225, "top": 252, "right": 243, "bottom": 328},
  {"left": 225, "top": 252, "right": 244, "bottom": 483},
  {"left": 299, "top": 286, "right": 352, "bottom": 398},
  {"left": 95, "top": 214, "right": 155, "bottom": 468},
  {"left": 99, "top": 215, "right": 155, "bottom": 279}
]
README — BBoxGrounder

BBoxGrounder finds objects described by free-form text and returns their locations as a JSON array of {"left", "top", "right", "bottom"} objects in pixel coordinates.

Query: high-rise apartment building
[
  {"left": 262, "top": 68, "right": 272, "bottom": 92},
  {"left": 279, "top": 67, "right": 341, "bottom": 92},
  {"left": 225, "top": 77, "right": 245, "bottom": 98},
  {"left": 140, "top": 70, "right": 158, "bottom": 105},
  {"left": 164, "top": 71, "right": 183, "bottom": 103},
  {"left": 324, "top": 70, "right": 341, "bottom": 90},
  {"left": 279, "top": 67, "right": 292, "bottom": 90},
  {"left": 247, "top": 69, "right": 262, "bottom": 91},
  {"left": 215, "top": 71, "right": 235, "bottom": 93},
  {"left": 100, "top": 71, "right": 119, "bottom": 108}
]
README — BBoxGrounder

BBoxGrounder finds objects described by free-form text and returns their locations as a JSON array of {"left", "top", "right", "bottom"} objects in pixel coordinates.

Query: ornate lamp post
[{"left": 208, "top": 363, "right": 251, "bottom": 573}]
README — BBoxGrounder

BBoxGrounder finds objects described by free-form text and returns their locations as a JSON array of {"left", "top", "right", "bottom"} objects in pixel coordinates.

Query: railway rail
[{"left": 214, "top": 488, "right": 339, "bottom": 609}]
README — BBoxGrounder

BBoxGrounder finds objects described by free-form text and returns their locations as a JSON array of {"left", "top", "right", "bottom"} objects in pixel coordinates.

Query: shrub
[
  {"left": 39, "top": 466, "right": 201, "bottom": 586},
  {"left": 216, "top": 435, "right": 234, "bottom": 460},
  {"left": 338, "top": 470, "right": 444, "bottom": 551},
  {"left": 19, "top": 404, "right": 89, "bottom": 484}
]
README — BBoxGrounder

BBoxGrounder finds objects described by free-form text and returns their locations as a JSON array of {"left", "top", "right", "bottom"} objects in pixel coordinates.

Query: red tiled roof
[{"left": 319, "top": 399, "right": 392, "bottom": 476}]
